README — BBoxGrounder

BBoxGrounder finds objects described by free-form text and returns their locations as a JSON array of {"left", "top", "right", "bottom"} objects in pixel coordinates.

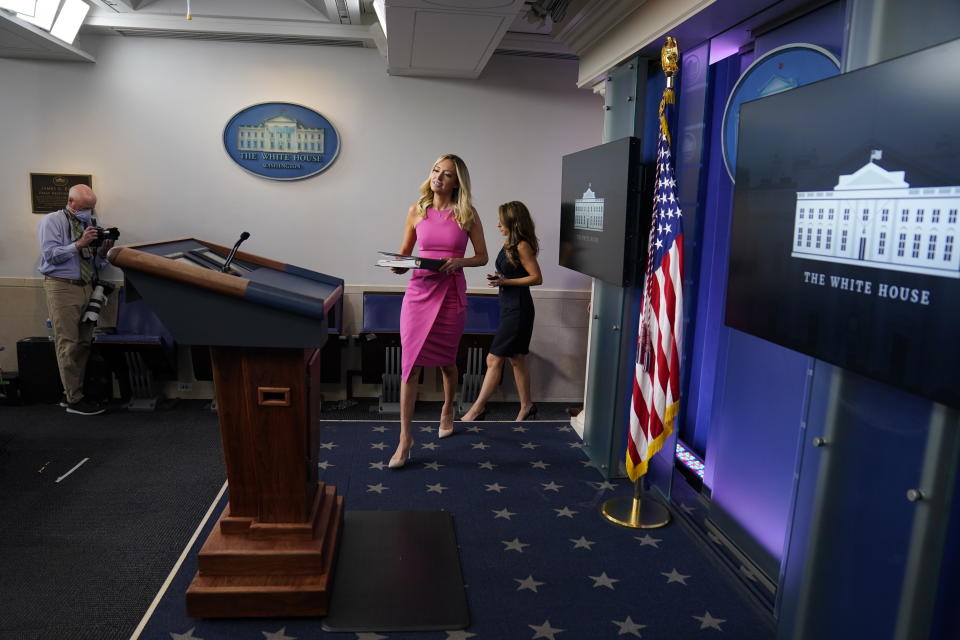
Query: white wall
[{"left": 0, "top": 35, "right": 601, "bottom": 291}]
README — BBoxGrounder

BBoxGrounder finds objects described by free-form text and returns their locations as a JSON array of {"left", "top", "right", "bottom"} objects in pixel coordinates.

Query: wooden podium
[{"left": 108, "top": 238, "right": 344, "bottom": 617}]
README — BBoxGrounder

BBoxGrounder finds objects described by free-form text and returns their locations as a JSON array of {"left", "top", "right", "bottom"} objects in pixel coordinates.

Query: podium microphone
[{"left": 222, "top": 231, "right": 250, "bottom": 273}]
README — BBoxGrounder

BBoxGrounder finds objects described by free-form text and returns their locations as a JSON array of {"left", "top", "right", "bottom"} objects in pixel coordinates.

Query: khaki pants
[{"left": 42, "top": 278, "right": 94, "bottom": 404}]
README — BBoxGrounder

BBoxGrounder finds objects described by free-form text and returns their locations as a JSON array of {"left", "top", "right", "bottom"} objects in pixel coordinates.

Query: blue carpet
[{"left": 135, "top": 420, "right": 774, "bottom": 640}]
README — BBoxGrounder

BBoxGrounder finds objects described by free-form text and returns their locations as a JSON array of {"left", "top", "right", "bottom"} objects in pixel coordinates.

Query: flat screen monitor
[
  {"left": 725, "top": 38, "right": 960, "bottom": 409},
  {"left": 559, "top": 136, "right": 647, "bottom": 286}
]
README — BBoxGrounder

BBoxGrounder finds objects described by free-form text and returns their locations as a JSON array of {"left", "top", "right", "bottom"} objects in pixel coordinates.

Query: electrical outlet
[{"left": 177, "top": 382, "right": 192, "bottom": 392}]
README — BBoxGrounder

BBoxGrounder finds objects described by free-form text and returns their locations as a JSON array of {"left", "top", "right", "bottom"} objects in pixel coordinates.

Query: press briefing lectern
[{"left": 108, "top": 238, "right": 344, "bottom": 618}]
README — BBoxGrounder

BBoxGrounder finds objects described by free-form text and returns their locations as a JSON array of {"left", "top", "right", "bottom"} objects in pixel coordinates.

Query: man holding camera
[{"left": 37, "top": 184, "right": 114, "bottom": 416}]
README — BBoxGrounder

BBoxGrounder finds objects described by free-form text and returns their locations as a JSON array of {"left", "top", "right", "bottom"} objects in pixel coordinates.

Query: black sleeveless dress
[{"left": 489, "top": 247, "right": 535, "bottom": 357}]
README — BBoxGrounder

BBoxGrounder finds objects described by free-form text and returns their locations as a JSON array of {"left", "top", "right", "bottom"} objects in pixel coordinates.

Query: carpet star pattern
[
  {"left": 663, "top": 568, "right": 691, "bottom": 584},
  {"left": 529, "top": 619, "right": 564, "bottom": 639},
  {"left": 570, "top": 536, "right": 596, "bottom": 550},
  {"left": 515, "top": 575, "right": 545, "bottom": 592},
  {"left": 261, "top": 627, "right": 295, "bottom": 640},
  {"left": 502, "top": 537, "right": 530, "bottom": 552},
  {"left": 612, "top": 616, "right": 647, "bottom": 637},
  {"left": 693, "top": 611, "right": 727, "bottom": 631},
  {"left": 142, "top": 420, "right": 773, "bottom": 640},
  {"left": 370, "top": 442, "right": 388, "bottom": 450},
  {"left": 589, "top": 572, "right": 620, "bottom": 589},
  {"left": 636, "top": 534, "right": 662, "bottom": 547}
]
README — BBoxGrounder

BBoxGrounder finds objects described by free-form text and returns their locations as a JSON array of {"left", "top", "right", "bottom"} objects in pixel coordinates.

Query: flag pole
[
  {"left": 601, "top": 476, "right": 671, "bottom": 528},
  {"left": 600, "top": 35, "right": 682, "bottom": 530}
]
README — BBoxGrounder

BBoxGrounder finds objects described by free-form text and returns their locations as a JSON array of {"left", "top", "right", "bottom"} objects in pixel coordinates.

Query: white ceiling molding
[
  {"left": 552, "top": 0, "right": 645, "bottom": 54},
  {"left": 84, "top": 12, "right": 375, "bottom": 44},
  {"left": 377, "top": 0, "right": 530, "bottom": 78},
  {"left": 0, "top": 9, "right": 95, "bottom": 60},
  {"left": 573, "top": 0, "right": 716, "bottom": 87}
]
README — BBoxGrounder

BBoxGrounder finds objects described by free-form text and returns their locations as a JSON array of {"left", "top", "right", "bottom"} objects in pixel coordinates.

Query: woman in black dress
[{"left": 462, "top": 201, "right": 542, "bottom": 422}]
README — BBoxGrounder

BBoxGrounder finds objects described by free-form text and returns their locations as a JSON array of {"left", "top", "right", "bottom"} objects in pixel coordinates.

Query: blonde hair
[
  {"left": 498, "top": 201, "right": 539, "bottom": 265},
  {"left": 416, "top": 154, "right": 477, "bottom": 230}
]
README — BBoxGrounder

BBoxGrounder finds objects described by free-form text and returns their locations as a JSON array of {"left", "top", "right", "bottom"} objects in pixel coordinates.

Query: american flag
[{"left": 626, "top": 87, "right": 684, "bottom": 482}]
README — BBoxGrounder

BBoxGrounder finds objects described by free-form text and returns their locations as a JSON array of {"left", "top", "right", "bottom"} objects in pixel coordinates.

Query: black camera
[{"left": 90, "top": 226, "right": 120, "bottom": 247}]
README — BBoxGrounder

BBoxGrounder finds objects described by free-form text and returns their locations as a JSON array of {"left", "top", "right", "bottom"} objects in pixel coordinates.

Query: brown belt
[{"left": 44, "top": 274, "right": 86, "bottom": 286}]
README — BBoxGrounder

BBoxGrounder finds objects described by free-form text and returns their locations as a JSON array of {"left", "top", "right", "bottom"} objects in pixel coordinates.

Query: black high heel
[{"left": 519, "top": 404, "right": 538, "bottom": 421}]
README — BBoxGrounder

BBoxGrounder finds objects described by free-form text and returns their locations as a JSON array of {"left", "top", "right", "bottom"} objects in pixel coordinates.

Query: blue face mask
[{"left": 73, "top": 209, "right": 93, "bottom": 223}]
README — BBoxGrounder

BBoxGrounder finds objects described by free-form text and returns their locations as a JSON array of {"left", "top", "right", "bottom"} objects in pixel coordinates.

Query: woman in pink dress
[{"left": 389, "top": 154, "right": 488, "bottom": 469}]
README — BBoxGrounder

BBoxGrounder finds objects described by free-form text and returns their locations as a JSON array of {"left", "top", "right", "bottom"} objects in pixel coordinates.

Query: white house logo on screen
[
  {"left": 574, "top": 184, "right": 604, "bottom": 231},
  {"left": 791, "top": 150, "right": 960, "bottom": 279},
  {"left": 223, "top": 102, "right": 340, "bottom": 181}
]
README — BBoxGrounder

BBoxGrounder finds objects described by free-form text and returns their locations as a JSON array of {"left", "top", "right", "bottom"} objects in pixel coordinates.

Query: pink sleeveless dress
[{"left": 400, "top": 207, "right": 469, "bottom": 381}]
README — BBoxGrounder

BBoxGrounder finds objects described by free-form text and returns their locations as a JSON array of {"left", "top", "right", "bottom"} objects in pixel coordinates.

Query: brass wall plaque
[{"left": 31, "top": 173, "right": 93, "bottom": 214}]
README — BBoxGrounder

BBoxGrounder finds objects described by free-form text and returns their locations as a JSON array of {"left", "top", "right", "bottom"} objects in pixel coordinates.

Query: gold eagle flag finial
[
  {"left": 661, "top": 36, "right": 679, "bottom": 86},
  {"left": 659, "top": 37, "right": 679, "bottom": 142}
]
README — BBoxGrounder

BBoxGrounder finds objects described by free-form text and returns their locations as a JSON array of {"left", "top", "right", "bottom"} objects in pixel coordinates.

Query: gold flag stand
[{"left": 601, "top": 477, "right": 671, "bottom": 529}]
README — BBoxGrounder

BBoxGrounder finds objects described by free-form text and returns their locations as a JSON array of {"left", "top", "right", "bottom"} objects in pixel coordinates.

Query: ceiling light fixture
[
  {"left": 49, "top": 0, "right": 88, "bottom": 44},
  {"left": 0, "top": 1, "right": 37, "bottom": 16},
  {"left": 17, "top": 0, "right": 58, "bottom": 29}
]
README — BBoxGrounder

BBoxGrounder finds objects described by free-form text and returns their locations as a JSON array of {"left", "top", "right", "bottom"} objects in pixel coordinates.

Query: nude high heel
[{"left": 389, "top": 441, "right": 414, "bottom": 469}]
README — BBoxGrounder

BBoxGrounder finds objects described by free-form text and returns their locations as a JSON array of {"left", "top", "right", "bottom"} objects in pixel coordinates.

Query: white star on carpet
[
  {"left": 261, "top": 627, "right": 295, "bottom": 640},
  {"left": 590, "top": 481, "right": 617, "bottom": 491},
  {"left": 493, "top": 508, "right": 516, "bottom": 520},
  {"left": 478, "top": 461, "right": 497, "bottom": 470},
  {"left": 370, "top": 442, "right": 388, "bottom": 450},
  {"left": 693, "top": 611, "right": 726, "bottom": 630},
  {"left": 580, "top": 460, "right": 598, "bottom": 468},
  {"left": 554, "top": 506, "right": 577, "bottom": 518},
  {"left": 541, "top": 481, "right": 563, "bottom": 492},
  {"left": 318, "top": 442, "right": 337, "bottom": 450},
  {"left": 170, "top": 628, "right": 204, "bottom": 640},
  {"left": 445, "top": 631, "right": 477, "bottom": 639},
  {"left": 502, "top": 538, "right": 530, "bottom": 552},
  {"left": 424, "top": 461, "right": 444, "bottom": 470},
  {"left": 366, "top": 483, "right": 388, "bottom": 494},
  {"left": 317, "top": 461, "right": 333, "bottom": 470},
  {"left": 368, "top": 461, "right": 387, "bottom": 470},
  {"left": 680, "top": 502, "right": 697, "bottom": 514},
  {"left": 520, "top": 442, "right": 539, "bottom": 449},
  {"left": 426, "top": 483, "right": 448, "bottom": 494},
  {"left": 512, "top": 425, "right": 529, "bottom": 432},
  {"left": 471, "top": 442, "right": 490, "bottom": 450},
  {"left": 570, "top": 536, "right": 596, "bottom": 550},
  {"left": 529, "top": 619, "right": 564, "bottom": 639},
  {"left": 515, "top": 575, "right": 545, "bottom": 592},
  {"left": 589, "top": 572, "right": 620, "bottom": 589},
  {"left": 485, "top": 482, "right": 507, "bottom": 493},
  {"left": 555, "top": 425, "right": 572, "bottom": 432},
  {"left": 372, "top": 425, "right": 389, "bottom": 432},
  {"left": 612, "top": 616, "right": 646, "bottom": 637},
  {"left": 419, "top": 426, "right": 435, "bottom": 433},
  {"left": 662, "top": 568, "right": 690, "bottom": 584},
  {"left": 466, "top": 425, "right": 484, "bottom": 433},
  {"left": 421, "top": 442, "right": 439, "bottom": 451},
  {"left": 530, "top": 460, "right": 550, "bottom": 469},
  {"left": 635, "top": 534, "right": 662, "bottom": 548},
  {"left": 567, "top": 442, "right": 585, "bottom": 448},
  {"left": 355, "top": 634, "right": 388, "bottom": 640}
]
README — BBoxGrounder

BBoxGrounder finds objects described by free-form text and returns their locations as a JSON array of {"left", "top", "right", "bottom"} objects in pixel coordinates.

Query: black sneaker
[
  {"left": 59, "top": 394, "right": 68, "bottom": 408},
  {"left": 66, "top": 399, "right": 105, "bottom": 416}
]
